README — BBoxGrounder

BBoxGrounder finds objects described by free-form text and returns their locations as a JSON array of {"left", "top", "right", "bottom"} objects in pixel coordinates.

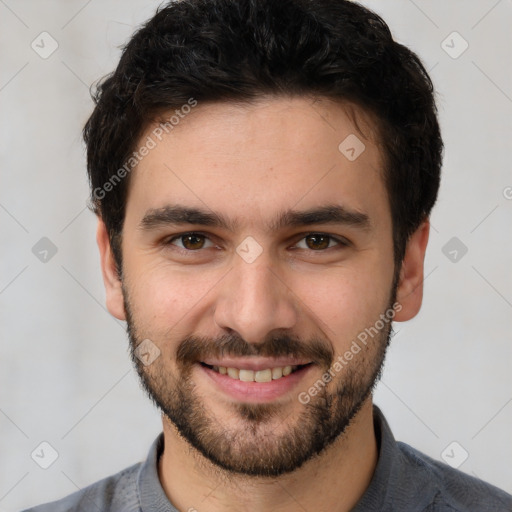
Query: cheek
[
  {"left": 127, "top": 263, "right": 219, "bottom": 332},
  {"left": 291, "top": 263, "right": 391, "bottom": 347}
]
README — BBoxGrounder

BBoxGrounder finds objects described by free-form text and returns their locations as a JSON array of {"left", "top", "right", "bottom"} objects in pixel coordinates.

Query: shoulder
[
  {"left": 21, "top": 462, "right": 142, "bottom": 512},
  {"left": 397, "top": 441, "right": 512, "bottom": 512}
]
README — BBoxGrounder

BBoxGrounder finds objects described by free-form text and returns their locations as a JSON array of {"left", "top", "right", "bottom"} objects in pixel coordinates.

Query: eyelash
[{"left": 164, "top": 231, "right": 349, "bottom": 254}]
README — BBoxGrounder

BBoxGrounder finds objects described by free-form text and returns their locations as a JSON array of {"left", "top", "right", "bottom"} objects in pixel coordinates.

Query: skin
[{"left": 97, "top": 96, "right": 430, "bottom": 511}]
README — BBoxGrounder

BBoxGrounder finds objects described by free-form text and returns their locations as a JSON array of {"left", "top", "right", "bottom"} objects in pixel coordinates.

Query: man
[{"left": 24, "top": 0, "right": 512, "bottom": 511}]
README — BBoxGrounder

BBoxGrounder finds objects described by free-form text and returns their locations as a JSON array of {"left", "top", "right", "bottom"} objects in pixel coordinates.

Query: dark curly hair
[{"left": 83, "top": 0, "right": 443, "bottom": 276}]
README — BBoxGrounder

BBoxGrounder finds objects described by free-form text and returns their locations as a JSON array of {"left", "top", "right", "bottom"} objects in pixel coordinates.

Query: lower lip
[{"left": 198, "top": 363, "right": 313, "bottom": 403}]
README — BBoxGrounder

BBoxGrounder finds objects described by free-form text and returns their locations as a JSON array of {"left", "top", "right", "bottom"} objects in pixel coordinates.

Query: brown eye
[
  {"left": 168, "top": 233, "right": 214, "bottom": 251},
  {"left": 295, "top": 233, "right": 346, "bottom": 251},
  {"left": 182, "top": 234, "right": 205, "bottom": 250},
  {"left": 305, "top": 234, "right": 330, "bottom": 250}
]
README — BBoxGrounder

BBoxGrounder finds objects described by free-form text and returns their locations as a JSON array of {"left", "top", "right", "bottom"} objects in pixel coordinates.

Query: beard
[{"left": 124, "top": 279, "right": 398, "bottom": 478}]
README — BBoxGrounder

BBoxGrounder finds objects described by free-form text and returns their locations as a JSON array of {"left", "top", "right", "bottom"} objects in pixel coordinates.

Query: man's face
[{"left": 110, "top": 97, "right": 400, "bottom": 476}]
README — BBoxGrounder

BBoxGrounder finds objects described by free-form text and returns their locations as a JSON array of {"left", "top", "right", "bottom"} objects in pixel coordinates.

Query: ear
[
  {"left": 393, "top": 219, "right": 430, "bottom": 322},
  {"left": 96, "top": 218, "right": 126, "bottom": 321}
]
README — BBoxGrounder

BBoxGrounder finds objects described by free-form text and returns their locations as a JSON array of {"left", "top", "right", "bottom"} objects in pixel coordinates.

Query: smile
[
  {"left": 200, "top": 363, "right": 311, "bottom": 382},
  {"left": 197, "top": 359, "right": 315, "bottom": 402}
]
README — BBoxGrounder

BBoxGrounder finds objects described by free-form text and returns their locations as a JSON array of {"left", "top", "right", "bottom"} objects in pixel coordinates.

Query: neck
[{"left": 158, "top": 397, "right": 378, "bottom": 512}]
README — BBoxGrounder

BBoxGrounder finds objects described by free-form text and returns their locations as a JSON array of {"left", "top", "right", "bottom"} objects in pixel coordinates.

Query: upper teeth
[{"left": 212, "top": 365, "right": 298, "bottom": 382}]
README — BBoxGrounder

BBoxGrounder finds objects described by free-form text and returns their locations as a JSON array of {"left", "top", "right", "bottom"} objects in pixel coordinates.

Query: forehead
[{"left": 124, "top": 96, "right": 389, "bottom": 234}]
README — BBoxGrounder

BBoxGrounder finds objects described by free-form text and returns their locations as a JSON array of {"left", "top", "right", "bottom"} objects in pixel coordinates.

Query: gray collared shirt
[{"left": 23, "top": 405, "right": 512, "bottom": 511}]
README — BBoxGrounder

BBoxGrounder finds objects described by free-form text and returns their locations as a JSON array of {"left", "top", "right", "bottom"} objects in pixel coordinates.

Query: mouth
[
  {"left": 200, "top": 362, "right": 312, "bottom": 382},
  {"left": 196, "top": 359, "right": 315, "bottom": 402}
]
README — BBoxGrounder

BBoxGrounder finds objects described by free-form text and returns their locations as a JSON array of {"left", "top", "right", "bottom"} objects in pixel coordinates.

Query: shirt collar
[
  {"left": 351, "top": 404, "right": 439, "bottom": 512},
  {"left": 137, "top": 433, "right": 178, "bottom": 512},
  {"left": 136, "top": 404, "right": 432, "bottom": 512}
]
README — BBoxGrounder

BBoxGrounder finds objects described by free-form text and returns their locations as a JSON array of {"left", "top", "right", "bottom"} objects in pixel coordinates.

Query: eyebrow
[{"left": 139, "top": 203, "right": 372, "bottom": 233}]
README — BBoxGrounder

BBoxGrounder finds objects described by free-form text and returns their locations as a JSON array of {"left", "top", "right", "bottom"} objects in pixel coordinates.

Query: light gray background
[{"left": 1, "top": 1, "right": 511, "bottom": 510}]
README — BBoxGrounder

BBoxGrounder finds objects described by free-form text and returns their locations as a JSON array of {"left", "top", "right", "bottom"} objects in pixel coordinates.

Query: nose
[{"left": 213, "top": 252, "right": 298, "bottom": 344}]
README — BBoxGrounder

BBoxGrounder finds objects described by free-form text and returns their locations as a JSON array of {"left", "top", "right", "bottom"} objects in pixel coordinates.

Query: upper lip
[{"left": 200, "top": 357, "right": 313, "bottom": 371}]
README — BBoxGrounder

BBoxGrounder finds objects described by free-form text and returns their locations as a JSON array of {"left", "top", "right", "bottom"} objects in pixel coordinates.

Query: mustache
[{"left": 176, "top": 332, "right": 334, "bottom": 368}]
